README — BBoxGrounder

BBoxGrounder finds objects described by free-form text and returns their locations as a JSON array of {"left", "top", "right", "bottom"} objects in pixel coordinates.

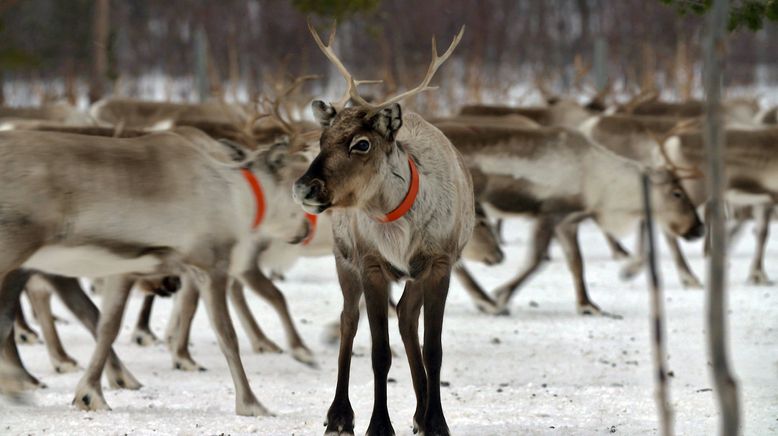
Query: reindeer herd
[{"left": 0, "top": 22, "right": 776, "bottom": 435}]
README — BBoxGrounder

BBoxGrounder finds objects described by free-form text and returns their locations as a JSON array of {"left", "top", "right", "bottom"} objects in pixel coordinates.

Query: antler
[
  {"left": 308, "top": 18, "right": 464, "bottom": 112},
  {"left": 374, "top": 26, "right": 465, "bottom": 110},
  {"left": 267, "top": 74, "right": 319, "bottom": 136},
  {"left": 307, "top": 19, "right": 381, "bottom": 110},
  {"left": 645, "top": 123, "right": 704, "bottom": 180},
  {"left": 622, "top": 89, "right": 659, "bottom": 113}
]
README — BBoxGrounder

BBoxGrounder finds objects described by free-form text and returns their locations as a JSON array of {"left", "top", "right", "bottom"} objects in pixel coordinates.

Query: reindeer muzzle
[
  {"left": 293, "top": 177, "right": 331, "bottom": 214},
  {"left": 488, "top": 249, "right": 505, "bottom": 266},
  {"left": 682, "top": 220, "right": 705, "bottom": 241},
  {"left": 139, "top": 276, "right": 181, "bottom": 297}
]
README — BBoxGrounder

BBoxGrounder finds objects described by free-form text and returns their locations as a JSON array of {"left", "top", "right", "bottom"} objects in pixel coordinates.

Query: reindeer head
[
  {"left": 461, "top": 202, "right": 504, "bottom": 265},
  {"left": 646, "top": 167, "right": 704, "bottom": 240},
  {"left": 645, "top": 129, "right": 705, "bottom": 241},
  {"left": 294, "top": 20, "right": 463, "bottom": 215}
]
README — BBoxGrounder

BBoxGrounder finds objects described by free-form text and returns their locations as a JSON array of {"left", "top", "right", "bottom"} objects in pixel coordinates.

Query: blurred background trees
[{"left": 0, "top": 0, "right": 775, "bottom": 105}]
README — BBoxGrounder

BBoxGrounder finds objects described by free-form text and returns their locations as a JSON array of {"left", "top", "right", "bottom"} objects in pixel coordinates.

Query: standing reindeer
[
  {"left": 0, "top": 127, "right": 310, "bottom": 416},
  {"left": 295, "top": 21, "right": 471, "bottom": 436}
]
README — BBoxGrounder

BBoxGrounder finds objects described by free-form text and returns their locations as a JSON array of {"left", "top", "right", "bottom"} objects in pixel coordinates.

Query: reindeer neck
[{"left": 361, "top": 141, "right": 414, "bottom": 221}]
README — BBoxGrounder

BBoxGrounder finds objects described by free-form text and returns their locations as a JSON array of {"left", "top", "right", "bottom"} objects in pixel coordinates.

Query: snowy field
[{"left": 1, "top": 219, "right": 776, "bottom": 435}]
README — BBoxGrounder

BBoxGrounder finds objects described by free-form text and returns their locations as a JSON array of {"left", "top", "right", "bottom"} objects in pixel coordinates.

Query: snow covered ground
[{"left": 1, "top": 219, "right": 776, "bottom": 435}]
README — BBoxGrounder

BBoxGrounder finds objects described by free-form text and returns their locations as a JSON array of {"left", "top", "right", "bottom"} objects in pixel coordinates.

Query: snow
[{"left": 2, "top": 219, "right": 777, "bottom": 435}]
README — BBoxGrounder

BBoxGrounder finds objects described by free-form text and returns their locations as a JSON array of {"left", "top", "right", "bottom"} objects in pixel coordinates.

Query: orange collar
[
  {"left": 241, "top": 168, "right": 266, "bottom": 230},
  {"left": 302, "top": 213, "right": 318, "bottom": 245},
  {"left": 378, "top": 156, "right": 420, "bottom": 223}
]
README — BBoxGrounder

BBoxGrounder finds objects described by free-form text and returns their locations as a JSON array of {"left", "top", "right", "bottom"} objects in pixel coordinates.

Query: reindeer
[
  {"left": 577, "top": 114, "right": 707, "bottom": 288},
  {"left": 16, "top": 86, "right": 322, "bottom": 365},
  {"left": 293, "top": 21, "right": 471, "bottom": 435},
  {"left": 662, "top": 127, "right": 778, "bottom": 284},
  {"left": 581, "top": 113, "right": 778, "bottom": 286},
  {"left": 616, "top": 95, "right": 762, "bottom": 126},
  {"left": 434, "top": 123, "right": 704, "bottom": 314},
  {"left": 758, "top": 106, "right": 777, "bottom": 125},
  {"left": 0, "top": 102, "right": 93, "bottom": 125},
  {"left": 458, "top": 99, "right": 594, "bottom": 130},
  {"left": 90, "top": 98, "right": 251, "bottom": 130},
  {"left": 0, "top": 126, "right": 311, "bottom": 416}
]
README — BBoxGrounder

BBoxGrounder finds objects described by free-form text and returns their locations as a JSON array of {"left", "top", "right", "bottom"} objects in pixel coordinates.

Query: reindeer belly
[
  {"left": 480, "top": 175, "right": 583, "bottom": 218},
  {"left": 23, "top": 245, "right": 165, "bottom": 278}
]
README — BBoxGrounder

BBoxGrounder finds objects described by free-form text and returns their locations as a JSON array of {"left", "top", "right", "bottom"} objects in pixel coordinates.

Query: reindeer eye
[
  {"left": 350, "top": 138, "right": 371, "bottom": 154},
  {"left": 672, "top": 190, "right": 684, "bottom": 199}
]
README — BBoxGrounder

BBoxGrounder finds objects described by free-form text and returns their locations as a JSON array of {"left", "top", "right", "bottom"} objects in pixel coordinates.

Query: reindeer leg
[
  {"left": 397, "top": 281, "right": 426, "bottom": 433},
  {"left": 196, "top": 268, "right": 270, "bottom": 417},
  {"left": 495, "top": 218, "right": 505, "bottom": 244},
  {"left": 0, "top": 269, "right": 36, "bottom": 394},
  {"left": 620, "top": 220, "right": 647, "bottom": 281},
  {"left": 555, "top": 221, "right": 601, "bottom": 315},
  {"left": 47, "top": 274, "right": 141, "bottom": 390},
  {"left": 361, "top": 259, "right": 394, "bottom": 436},
  {"left": 663, "top": 232, "right": 702, "bottom": 289},
  {"left": 325, "top": 258, "right": 362, "bottom": 436},
  {"left": 420, "top": 260, "right": 453, "bottom": 436},
  {"left": 14, "top": 300, "right": 40, "bottom": 345},
  {"left": 72, "top": 275, "right": 133, "bottom": 411},
  {"left": 169, "top": 276, "right": 205, "bottom": 372},
  {"left": 26, "top": 281, "right": 79, "bottom": 373},
  {"left": 2, "top": 330, "right": 44, "bottom": 391},
  {"left": 130, "top": 295, "right": 158, "bottom": 346},
  {"left": 164, "top": 291, "right": 182, "bottom": 346},
  {"left": 452, "top": 263, "right": 505, "bottom": 315},
  {"left": 748, "top": 204, "right": 773, "bottom": 285},
  {"left": 227, "top": 279, "right": 282, "bottom": 354},
  {"left": 239, "top": 265, "right": 314, "bottom": 366},
  {"left": 604, "top": 233, "right": 630, "bottom": 260},
  {"left": 493, "top": 218, "right": 554, "bottom": 311}
]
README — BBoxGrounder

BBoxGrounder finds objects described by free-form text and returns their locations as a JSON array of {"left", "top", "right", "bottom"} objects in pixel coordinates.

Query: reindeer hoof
[
  {"left": 15, "top": 328, "right": 41, "bottom": 345},
  {"left": 747, "top": 271, "right": 773, "bottom": 286},
  {"left": 492, "top": 286, "right": 513, "bottom": 311},
  {"left": 53, "top": 358, "right": 80, "bottom": 374},
  {"left": 252, "top": 338, "right": 283, "bottom": 354},
  {"left": 611, "top": 249, "right": 631, "bottom": 261},
  {"left": 324, "top": 424, "right": 355, "bottom": 436},
  {"left": 475, "top": 298, "right": 510, "bottom": 316},
  {"left": 321, "top": 322, "right": 341, "bottom": 346},
  {"left": 325, "top": 407, "right": 355, "bottom": 435},
  {"left": 291, "top": 346, "right": 318, "bottom": 368},
  {"left": 72, "top": 384, "right": 111, "bottom": 411},
  {"left": 619, "top": 260, "right": 644, "bottom": 281},
  {"left": 236, "top": 399, "right": 273, "bottom": 417},
  {"left": 106, "top": 367, "right": 142, "bottom": 390},
  {"left": 680, "top": 274, "right": 703, "bottom": 289},
  {"left": 577, "top": 303, "right": 602, "bottom": 316},
  {"left": 131, "top": 329, "right": 158, "bottom": 347},
  {"left": 173, "top": 356, "right": 206, "bottom": 372}
]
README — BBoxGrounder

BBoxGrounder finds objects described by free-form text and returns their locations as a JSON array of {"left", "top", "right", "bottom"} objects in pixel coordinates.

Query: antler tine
[
  {"left": 278, "top": 74, "right": 319, "bottom": 101},
  {"left": 646, "top": 127, "right": 702, "bottom": 179},
  {"left": 307, "top": 19, "right": 374, "bottom": 110},
  {"left": 375, "top": 25, "right": 465, "bottom": 110},
  {"left": 269, "top": 74, "right": 319, "bottom": 136}
]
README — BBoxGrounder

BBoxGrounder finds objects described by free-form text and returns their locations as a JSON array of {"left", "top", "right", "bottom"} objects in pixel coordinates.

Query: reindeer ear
[
  {"left": 370, "top": 103, "right": 403, "bottom": 140},
  {"left": 265, "top": 140, "right": 290, "bottom": 172},
  {"left": 312, "top": 100, "right": 336, "bottom": 127},
  {"left": 216, "top": 138, "right": 249, "bottom": 162}
]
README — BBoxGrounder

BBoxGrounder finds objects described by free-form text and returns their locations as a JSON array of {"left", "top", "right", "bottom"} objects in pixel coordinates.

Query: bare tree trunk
[
  {"left": 703, "top": 1, "right": 740, "bottom": 435},
  {"left": 642, "top": 174, "right": 674, "bottom": 436},
  {"left": 89, "top": 0, "right": 110, "bottom": 103}
]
